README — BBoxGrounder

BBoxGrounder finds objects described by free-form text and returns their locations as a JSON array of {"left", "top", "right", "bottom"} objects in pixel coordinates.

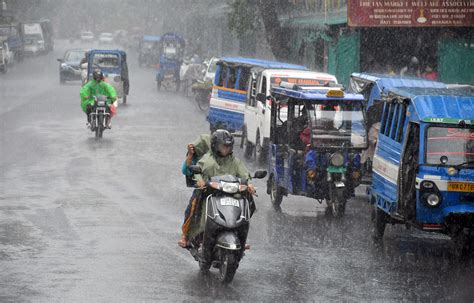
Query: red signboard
[{"left": 348, "top": 0, "right": 474, "bottom": 27}]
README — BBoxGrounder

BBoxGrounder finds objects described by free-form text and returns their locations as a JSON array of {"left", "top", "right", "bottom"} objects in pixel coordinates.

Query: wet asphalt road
[{"left": 0, "top": 40, "right": 473, "bottom": 302}]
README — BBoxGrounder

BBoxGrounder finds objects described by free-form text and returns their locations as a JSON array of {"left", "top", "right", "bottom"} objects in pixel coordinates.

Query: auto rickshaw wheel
[
  {"left": 371, "top": 204, "right": 387, "bottom": 243},
  {"left": 254, "top": 132, "right": 267, "bottom": 166},
  {"left": 240, "top": 127, "right": 246, "bottom": 149},
  {"left": 244, "top": 139, "right": 253, "bottom": 160},
  {"left": 270, "top": 175, "right": 283, "bottom": 211}
]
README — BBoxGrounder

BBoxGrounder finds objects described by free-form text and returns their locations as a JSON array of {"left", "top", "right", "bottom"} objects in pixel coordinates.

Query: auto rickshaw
[
  {"left": 348, "top": 73, "right": 448, "bottom": 179},
  {"left": 87, "top": 49, "right": 129, "bottom": 104},
  {"left": 155, "top": 32, "right": 185, "bottom": 91},
  {"left": 138, "top": 35, "right": 160, "bottom": 67},
  {"left": 266, "top": 83, "right": 368, "bottom": 217},
  {"left": 369, "top": 87, "right": 474, "bottom": 257}
]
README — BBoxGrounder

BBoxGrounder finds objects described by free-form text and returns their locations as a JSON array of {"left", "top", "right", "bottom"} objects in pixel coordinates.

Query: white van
[{"left": 243, "top": 69, "right": 338, "bottom": 163}]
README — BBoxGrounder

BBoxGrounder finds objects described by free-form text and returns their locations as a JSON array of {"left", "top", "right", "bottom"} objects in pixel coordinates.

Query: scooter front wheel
[{"left": 218, "top": 250, "right": 238, "bottom": 284}]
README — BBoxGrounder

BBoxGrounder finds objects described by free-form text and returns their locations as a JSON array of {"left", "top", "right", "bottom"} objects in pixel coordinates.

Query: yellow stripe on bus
[{"left": 212, "top": 85, "right": 247, "bottom": 94}]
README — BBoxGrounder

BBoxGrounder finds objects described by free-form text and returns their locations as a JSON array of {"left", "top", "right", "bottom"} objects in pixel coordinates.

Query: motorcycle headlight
[
  {"left": 61, "top": 63, "right": 67, "bottom": 68},
  {"left": 330, "top": 152, "right": 344, "bottom": 167},
  {"left": 221, "top": 182, "right": 239, "bottom": 194}
]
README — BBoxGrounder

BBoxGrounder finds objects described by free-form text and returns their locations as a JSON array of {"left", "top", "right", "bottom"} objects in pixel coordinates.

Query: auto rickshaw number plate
[
  {"left": 447, "top": 182, "right": 474, "bottom": 192},
  {"left": 220, "top": 197, "right": 240, "bottom": 207}
]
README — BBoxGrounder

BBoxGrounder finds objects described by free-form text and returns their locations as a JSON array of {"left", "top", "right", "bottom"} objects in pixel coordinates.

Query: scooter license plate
[
  {"left": 447, "top": 182, "right": 474, "bottom": 192},
  {"left": 220, "top": 197, "right": 240, "bottom": 207}
]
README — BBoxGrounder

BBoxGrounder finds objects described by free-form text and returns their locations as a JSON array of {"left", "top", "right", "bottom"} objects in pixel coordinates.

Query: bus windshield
[
  {"left": 308, "top": 101, "right": 367, "bottom": 149},
  {"left": 426, "top": 126, "right": 474, "bottom": 166}
]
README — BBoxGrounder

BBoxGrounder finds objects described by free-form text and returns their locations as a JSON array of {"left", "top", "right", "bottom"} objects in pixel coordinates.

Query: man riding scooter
[
  {"left": 80, "top": 69, "right": 117, "bottom": 128},
  {"left": 178, "top": 130, "right": 256, "bottom": 248}
]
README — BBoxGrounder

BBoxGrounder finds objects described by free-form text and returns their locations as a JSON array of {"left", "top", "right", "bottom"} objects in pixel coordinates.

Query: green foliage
[{"left": 228, "top": 0, "right": 259, "bottom": 39}]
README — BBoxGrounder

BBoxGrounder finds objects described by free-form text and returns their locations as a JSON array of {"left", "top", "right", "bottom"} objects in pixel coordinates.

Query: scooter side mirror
[
  {"left": 190, "top": 165, "right": 202, "bottom": 174},
  {"left": 253, "top": 170, "right": 267, "bottom": 179},
  {"left": 57, "top": 58, "right": 63, "bottom": 62}
]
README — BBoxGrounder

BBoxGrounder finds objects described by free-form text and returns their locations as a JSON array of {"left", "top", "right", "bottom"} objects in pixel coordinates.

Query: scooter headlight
[
  {"left": 221, "top": 182, "right": 239, "bottom": 194},
  {"left": 330, "top": 152, "right": 344, "bottom": 167}
]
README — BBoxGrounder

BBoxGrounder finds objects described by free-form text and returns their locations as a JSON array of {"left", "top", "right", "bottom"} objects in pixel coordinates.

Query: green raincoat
[
  {"left": 194, "top": 152, "right": 252, "bottom": 183},
  {"left": 80, "top": 80, "right": 117, "bottom": 113},
  {"left": 187, "top": 152, "right": 252, "bottom": 238}
]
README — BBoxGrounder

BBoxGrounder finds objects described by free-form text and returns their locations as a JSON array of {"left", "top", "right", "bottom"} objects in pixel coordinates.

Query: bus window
[
  {"left": 389, "top": 104, "right": 400, "bottom": 140},
  {"left": 261, "top": 76, "right": 267, "bottom": 95},
  {"left": 218, "top": 65, "right": 227, "bottom": 86},
  {"left": 395, "top": 105, "right": 407, "bottom": 143},
  {"left": 239, "top": 68, "right": 250, "bottom": 91},
  {"left": 227, "top": 67, "right": 238, "bottom": 89}
]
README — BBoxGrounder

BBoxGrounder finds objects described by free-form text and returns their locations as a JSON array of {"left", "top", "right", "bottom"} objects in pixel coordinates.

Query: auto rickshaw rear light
[
  {"left": 352, "top": 170, "right": 361, "bottom": 180},
  {"left": 307, "top": 170, "right": 316, "bottom": 179},
  {"left": 326, "top": 89, "right": 344, "bottom": 98}
]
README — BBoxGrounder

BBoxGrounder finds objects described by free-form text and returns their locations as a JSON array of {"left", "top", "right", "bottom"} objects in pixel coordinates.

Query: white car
[
  {"left": 98, "top": 32, "right": 113, "bottom": 45},
  {"left": 80, "top": 31, "right": 94, "bottom": 42}
]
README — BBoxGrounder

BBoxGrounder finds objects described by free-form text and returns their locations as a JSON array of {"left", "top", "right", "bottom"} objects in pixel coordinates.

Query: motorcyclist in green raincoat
[
  {"left": 178, "top": 130, "right": 255, "bottom": 247},
  {"left": 80, "top": 69, "right": 117, "bottom": 128}
]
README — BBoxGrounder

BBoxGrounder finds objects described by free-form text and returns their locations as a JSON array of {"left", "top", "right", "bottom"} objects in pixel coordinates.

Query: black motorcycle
[
  {"left": 89, "top": 95, "right": 110, "bottom": 139},
  {"left": 186, "top": 167, "right": 266, "bottom": 283}
]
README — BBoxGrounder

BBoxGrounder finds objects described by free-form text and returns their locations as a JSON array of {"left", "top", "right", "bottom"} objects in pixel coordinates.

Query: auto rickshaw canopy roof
[
  {"left": 219, "top": 57, "right": 308, "bottom": 70},
  {"left": 387, "top": 87, "right": 474, "bottom": 123}
]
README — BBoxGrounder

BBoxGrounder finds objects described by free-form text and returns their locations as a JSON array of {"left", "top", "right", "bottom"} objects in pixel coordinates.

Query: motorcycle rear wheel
[{"left": 218, "top": 250, "right": 238, "bottom": 284}]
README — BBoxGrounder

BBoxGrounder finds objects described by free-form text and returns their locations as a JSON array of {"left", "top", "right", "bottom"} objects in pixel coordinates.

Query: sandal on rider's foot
[{"left": 245, "top": 243, "right": 250, "bottom": 250}]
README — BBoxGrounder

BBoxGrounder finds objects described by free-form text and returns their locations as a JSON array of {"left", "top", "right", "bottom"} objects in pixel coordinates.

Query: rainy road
[{"left": 0, "top": 41, "right": 473, "bottom": 302}]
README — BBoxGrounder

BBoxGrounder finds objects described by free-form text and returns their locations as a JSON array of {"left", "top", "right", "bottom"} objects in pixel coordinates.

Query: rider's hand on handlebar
[
  {"left": 248, "top": 184, "right": 256, "bottom": 195},
  {"left": 196, "top": 179, "right": 206, "bottom": 188},
  {"left": 187, "top": 144, "right": 195, "bottom": 156}
]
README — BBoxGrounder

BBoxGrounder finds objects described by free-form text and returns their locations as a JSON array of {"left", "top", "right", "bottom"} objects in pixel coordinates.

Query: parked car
[
  {"left": 80, "top": 31, "right": 94, "bottom": 42},
  {"left": 98, "top": 32, "right": 113, "bottom": 45},
  {"left": 57, "top": 49, "right": 86, "bottom": 84}
]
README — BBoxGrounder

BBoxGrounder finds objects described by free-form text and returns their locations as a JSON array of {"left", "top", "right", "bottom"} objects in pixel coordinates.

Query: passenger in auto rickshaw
[{"left": 292, "top": 104, "right": 339, "bottom": 192}]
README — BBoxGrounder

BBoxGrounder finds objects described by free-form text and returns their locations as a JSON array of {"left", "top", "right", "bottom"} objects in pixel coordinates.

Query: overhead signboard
[{"left": 348, "top": 0, "right": 474, "bottom": 27}]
